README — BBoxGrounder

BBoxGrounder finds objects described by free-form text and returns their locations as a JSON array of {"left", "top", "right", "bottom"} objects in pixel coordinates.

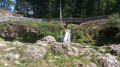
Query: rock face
[
  {"left": 23, "top": 46, "right": 46, "bottom": 60},
  {"left": 110, "top": 44, "right": 120, "bottom": 56},
  {"left": 97, "top": 53, "right": 120, "bottom": 67},
  {"left": 42, "top": 36, "right": 56, "bottom": 43},
  {"left": 51, "top": 43, "right": 79, "bottom": 56},
  {"left": 0, "top": 24, "right": 38, "bottom": 37},
  {"left": 36, "top": 40, "right": 48, "bottom": 46},
  {"left": 4, "top": 53, "right": 19, "bottom": 60},
  {"left": 13, "top": 41, "right": 23, "bottom": 46}
]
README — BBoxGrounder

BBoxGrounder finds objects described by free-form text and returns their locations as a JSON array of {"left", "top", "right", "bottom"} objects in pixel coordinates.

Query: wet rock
[
  {"left": 87, "top": 63, "right": 97, "bottom": 67},
  {"left": 4, "top": 53, "right": 19, "bottom": 60},
  {"left": 110, "top": 44, "right": 120, "bottom": 56},
  {"left": 23, "top": 46, "right": 46, "bottom": 60},
  {"left": 51, "top": 43, "right": 79, "bottom": 56},
  {"left": 36, "top": 40, "right": 48, "bottom": 46},
  {"left": 42, "top": 36, "right": 56, "bottom": 44},
  {"left": 13, "top": 41, "right": 23, "bottom": 46},
  {"left": 97, "top": 53, "right": 120, "bottom": 67}
]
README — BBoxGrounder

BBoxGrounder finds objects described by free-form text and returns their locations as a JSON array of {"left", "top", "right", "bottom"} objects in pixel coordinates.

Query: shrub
[
  {"left": 0, "top": 38, "right": 5, "bottom": 41},
  {"left": 97, "top": 13, "right": 120, "bottom": 44}
]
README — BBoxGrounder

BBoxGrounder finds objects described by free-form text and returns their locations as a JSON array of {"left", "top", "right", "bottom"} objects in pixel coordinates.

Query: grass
[{"left": 0, "top": 9, "right": 12, "bottom": 17}]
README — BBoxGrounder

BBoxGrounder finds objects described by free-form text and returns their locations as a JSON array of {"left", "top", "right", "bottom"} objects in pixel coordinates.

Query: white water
[{"left": 63, "top": 29, "right": 71, "bottom": 43}]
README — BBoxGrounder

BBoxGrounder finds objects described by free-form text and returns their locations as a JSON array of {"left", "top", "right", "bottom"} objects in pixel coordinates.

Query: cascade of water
[{"left": 63, "top": 29, "right": 71, "bottom": 43}]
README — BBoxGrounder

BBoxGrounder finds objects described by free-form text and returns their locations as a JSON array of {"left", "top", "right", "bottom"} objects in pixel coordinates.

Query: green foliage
[
  {"left": 15, "top": 0, "right": 120, "bottom": 18},
  {"left": 77, "top": 31, "right": 95, "bottom": 45},
  {"left": 97, "top": 13, "right": 120, "bottom": 44},
  {"left": 0, "top": 38, "right": 5, "bottom": 41}
]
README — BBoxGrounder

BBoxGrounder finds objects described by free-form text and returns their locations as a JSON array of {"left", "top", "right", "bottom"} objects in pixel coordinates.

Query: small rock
[
  {"left": 23, "top": 45, "right": 46, "bottom": 60},
  {"left": 4, "top": 62, "right": 8, "bottom": 66},
  {"left": 54, "top": 56, "right": 60, "bottom": 59},
  {"left": 87, "top": 63, "right": 97, "bottom": 67},
  {"left": 36, "top": 40, "right": 48, "bottom": 46},
  {"left": 94, "top": 53, "right": 103, "bottom": 56},
  {"left": 4, "top": 53, "right": 19, "bottom": 60},
  {"left": 48, "top": 60, "right": 54, "bottom": 63},
  {"left": 0, "top": 43, "right": 6, "bottom": 47},
  {"left": 42, "top": 36, "right": 56, "bottom": 43},
  {"left": 15, "top": 61, "right": 21, "bottom": 64},
  {"left": 98, "top": 48, "right": 106, "bottom": 53},
  {"left": 74, "top": 64, "right": 84, "bottom": 67},
  {"left": 13, "top": 41, "right": 23, "bottom": 46},
  {"left": 5, "top": 47, "right": 16, "bottom": 51}
]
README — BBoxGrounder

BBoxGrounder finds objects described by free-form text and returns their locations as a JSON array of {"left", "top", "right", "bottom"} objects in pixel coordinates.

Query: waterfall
[{"left": 63, "top": 29, "right": 71, "bottom": 43}]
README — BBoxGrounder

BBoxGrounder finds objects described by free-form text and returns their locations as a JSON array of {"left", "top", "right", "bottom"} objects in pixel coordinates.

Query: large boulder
[
  {"left": 36, "top": 40, "right": 48, "bottom": 46},
  {"left": 51, "top": 43, "right": 79, "bottom": 56},
  {"left": 42, "top": 36, "right": 56, "bottom": 44},
  {"left": 97, "top": 53, "right": 120, "bottom": 67},
  {"left": 110, "top": 44, "right": 120, "bottom": 56},
  {"left": 23, "top": 46, "right": 46, "bottom": 60}
]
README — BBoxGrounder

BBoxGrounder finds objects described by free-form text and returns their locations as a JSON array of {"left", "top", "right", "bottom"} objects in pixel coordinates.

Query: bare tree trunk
[{"left": 60, "top": 0, "right": 62, "bottom": 22}]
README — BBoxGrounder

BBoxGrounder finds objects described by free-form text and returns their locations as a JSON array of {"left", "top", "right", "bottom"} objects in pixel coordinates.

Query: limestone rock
[
  {"left": 98, "top": 48, "right": 106, "bottom": 53},
  {"left": 74, "top": 64, "right": 84, "bottom": 67},
  {"left": 4, "top": 53, "right": 19, "bottom": 60},
  {"left": 80, "top": 48, "right": 96, "bottom": 55},
  {"left": 23, "top": 46, "right": 46, "bottom": 60},
  {"left": 51, "top": 43, "right": 79, "bottom": 56},
  {"left": 42, "top": 36, "right": 56, "bottom": 43},
  {"left": 94, "top": 53, "right": 103, "bottom": 56},
  {"left": 87, "top": 63, "right": 97, "bottom": 67},
  {"left": 110, "top": 44, "right": 120, "bottom": 56},
  {"left": 97, "top": 53, "right": 120, "bottom": 67},
  {"left": 0, "top": 43, "right": 6, "bottom": 47},
  {"left": 5, "top": 47, "right": 16, "bottom": 51},
  {"left": 13, "top": 41, "right": 23, "bottom": 46},
  {"left": 36, "top": 40, "right": 48, "bottom": 46},
  {"left": 70, "top": 42, "right": 83, "bottom": 47}
]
